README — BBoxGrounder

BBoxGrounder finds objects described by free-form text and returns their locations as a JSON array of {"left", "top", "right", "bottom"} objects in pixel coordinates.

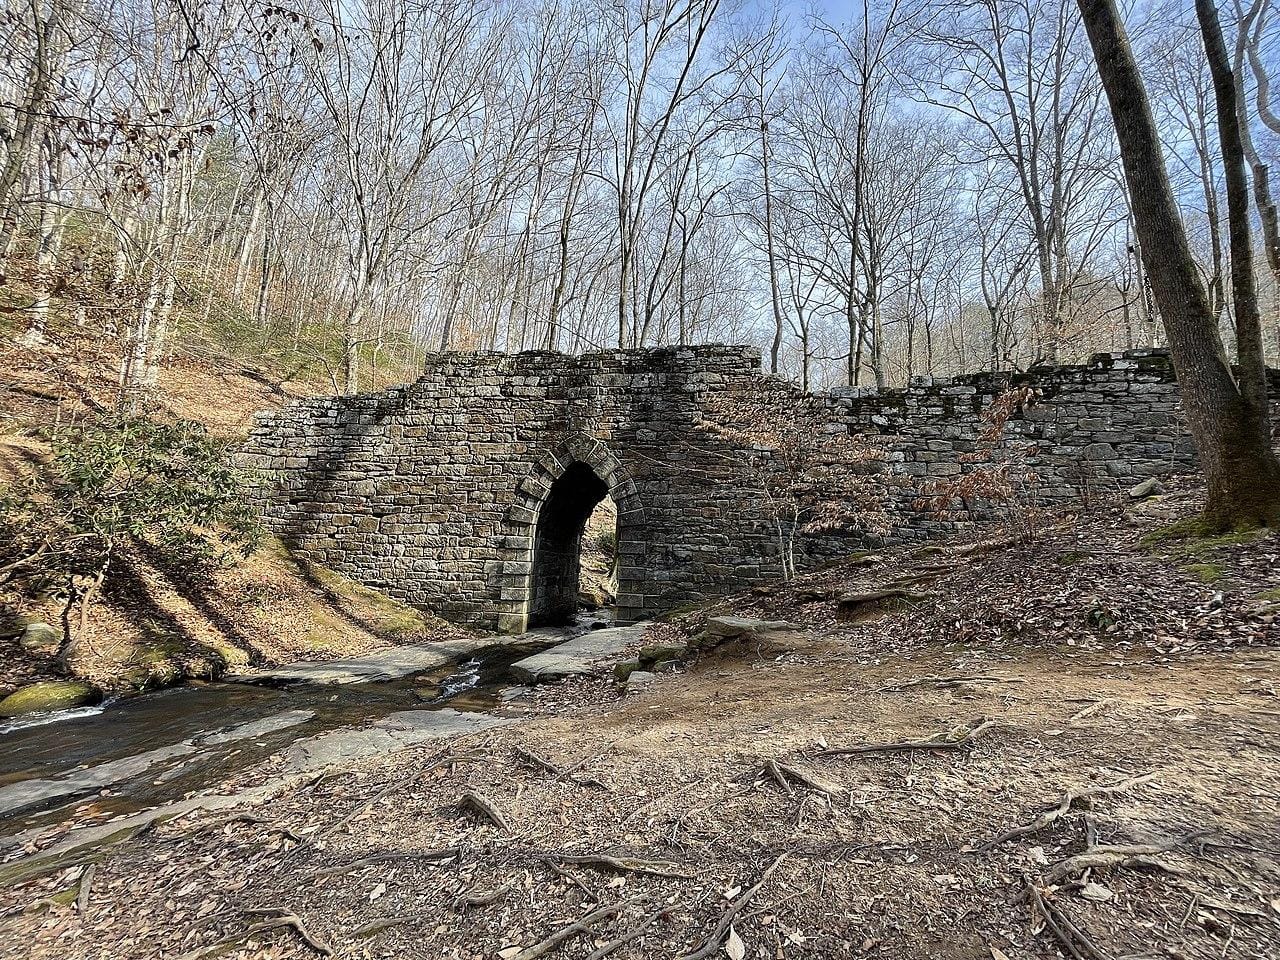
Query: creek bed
[{"left": 0, "top": 639, "right": 554, "bottom": 838}]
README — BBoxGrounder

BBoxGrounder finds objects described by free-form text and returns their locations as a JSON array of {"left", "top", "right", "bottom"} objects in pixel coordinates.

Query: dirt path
[{"left": 3, "top": 635, "right": 1277, "bottom": 960}]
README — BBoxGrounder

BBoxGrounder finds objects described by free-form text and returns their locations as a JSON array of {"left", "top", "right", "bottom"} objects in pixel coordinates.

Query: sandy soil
[{"left": 3, "top": 491, "right": 1278, "bottom": 960}]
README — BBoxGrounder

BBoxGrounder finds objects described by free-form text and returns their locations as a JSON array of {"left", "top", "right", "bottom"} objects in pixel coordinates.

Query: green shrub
[{"left": 0, "top": 414, "right": 263, "bottom": 664}]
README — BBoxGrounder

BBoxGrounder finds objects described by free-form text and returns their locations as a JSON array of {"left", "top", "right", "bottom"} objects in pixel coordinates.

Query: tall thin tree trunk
[
  {"left": 1077, "top": 0, "right": 1280, "bottom": 527},
  {"left": 1196, "top": 0, "right": 1270, "bottom": 414}
]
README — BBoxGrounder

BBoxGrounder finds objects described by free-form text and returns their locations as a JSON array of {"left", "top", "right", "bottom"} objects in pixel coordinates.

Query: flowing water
[{"left": 0, "top": 629, "right": 584, "bottom": 840}]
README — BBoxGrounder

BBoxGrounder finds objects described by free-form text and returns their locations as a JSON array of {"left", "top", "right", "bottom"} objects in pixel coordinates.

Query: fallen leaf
[{"left": 725, "top": 924, "right": 746, "bottom": 960}]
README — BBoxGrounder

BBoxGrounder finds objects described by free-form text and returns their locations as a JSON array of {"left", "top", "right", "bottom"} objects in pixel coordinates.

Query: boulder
[
  {"left": 1128, "top": 477, "right": 1164, "bottom": 500},
  {"left": 613, "top": 659, "right": 643, "bottom": 683},
  {"left": 796, "top": 587, "right": 833, "bottom": 602},
  {"left": 509, "top": 624, "right": 648, "bottom": 683},
  {"left": 0, "top": 614, "right": 34, "bottom": 640},
  {"left": 847, "top": 553, "right": 884, "bottom": 567},
  {"left": 638, "top": 644, "right": 686, "bottom": 667},
  {"left": 625, "top": 670, "right": 655, "bottom": 691},
  {"left": 0, "top": 681, "right": 100, "bottom": 718},
  {"left": 18, "top": 622, "right": 61, "bottom": 657},
  {"left": 697, "top": 616, "right": 806, "bottom": 656}
]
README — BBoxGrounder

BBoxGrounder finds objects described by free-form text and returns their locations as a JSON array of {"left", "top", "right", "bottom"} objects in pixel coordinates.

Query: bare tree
[{"left": 1077, "top": 0, "right": 1280, "bottom": 527}]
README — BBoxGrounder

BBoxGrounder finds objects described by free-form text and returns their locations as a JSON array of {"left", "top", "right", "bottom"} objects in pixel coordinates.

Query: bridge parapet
[{"left": 242, "top": 346, "right": 1257, "bottom": 631}]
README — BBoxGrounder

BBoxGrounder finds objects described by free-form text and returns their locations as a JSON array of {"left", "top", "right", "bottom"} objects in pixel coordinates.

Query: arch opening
[{"left": 527, "top": 461, "right": 617, "bottom": 627}]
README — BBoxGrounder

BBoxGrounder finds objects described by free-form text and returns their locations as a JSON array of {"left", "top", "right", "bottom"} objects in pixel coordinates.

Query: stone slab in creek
[
  {"left": 279, "top": 708, "right": 509, "bottom": 772},
  {"left": 0, "top": 707, "right": 510, "bottom": 880},
  {"left": 231, "top": 636, "right": 515, "bottom": 686},
  {"left": 509, "top": 624, "right": 648, "bottom": 682}
]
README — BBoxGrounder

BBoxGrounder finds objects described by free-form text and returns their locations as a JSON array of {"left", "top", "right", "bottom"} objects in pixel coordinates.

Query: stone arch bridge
[{"left": 242, "top": 345, "right": 1219, "bottom": 633}]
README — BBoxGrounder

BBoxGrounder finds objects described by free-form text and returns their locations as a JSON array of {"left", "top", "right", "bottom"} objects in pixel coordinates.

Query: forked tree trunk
[{"left": 1076, "top": 0, "right": 1280, "bottom": 528}]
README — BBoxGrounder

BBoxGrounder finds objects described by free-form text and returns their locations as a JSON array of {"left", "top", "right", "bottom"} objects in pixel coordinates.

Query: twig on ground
[
  {"left": 459, "top": 789, "right": 510, "bottom": 832},
  {"left": 814, "top": 718, "right": 995, "bottom": 757},
  {"left": 75, "top": 863, "right": 95, "bottom": 914},
  {"left": 975, "top": 772, "right": 1158, "bottom": 852},
  {"left": 1069, "top": 700, "right": 1111, "bottom": 723},
  {"left": 584, "top": 904, "right": 677, "bottom": 959},
  {"left": 1025, "top": 876, "right": 1110, "bottom": 960},
  {"left": 876, "top": 676, "right": 1024, "bottom": 694},
  {"left": 544, "top": 851, "right": 694, "bottom": 880},
  {"left": 509, "top": 897, "right": 643, "bottom": 960},
  {"left": 195, "top": 812, "right": 303, "bottom": 845},
  {"left": 678, "top": 854, "right": 786, "bottom": 960}
]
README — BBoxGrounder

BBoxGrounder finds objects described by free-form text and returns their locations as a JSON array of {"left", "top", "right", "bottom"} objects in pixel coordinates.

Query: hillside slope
[{"left": 0, "top": 316, "right": 466, "bottom": 701}]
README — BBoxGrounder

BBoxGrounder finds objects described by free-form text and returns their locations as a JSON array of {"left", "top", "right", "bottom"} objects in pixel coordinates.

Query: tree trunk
[
  {"left": 1197, "top": 0, "right": 1271, "bottom": 402},
  {"left": 1077, "top": 0, "right": 1280, "bottom": 527},
  {"left": 760, "top": 118, "right": 784, "bottom": 375}
]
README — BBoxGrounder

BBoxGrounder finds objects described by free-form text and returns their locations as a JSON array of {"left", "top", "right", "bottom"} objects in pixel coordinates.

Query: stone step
[{"left": 508, "top": 624, "right": 649, "bottom": 682}]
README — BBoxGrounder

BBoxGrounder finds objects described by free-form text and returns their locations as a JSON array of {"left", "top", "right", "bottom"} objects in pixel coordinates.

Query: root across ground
[{"left": 3, "top": 492, "right": 1280, "bottom": 960}]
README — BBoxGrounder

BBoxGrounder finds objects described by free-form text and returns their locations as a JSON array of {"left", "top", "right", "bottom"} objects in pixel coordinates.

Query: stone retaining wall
[{"left": 241, "top": 346, "right": 1279, "bottom": 631}]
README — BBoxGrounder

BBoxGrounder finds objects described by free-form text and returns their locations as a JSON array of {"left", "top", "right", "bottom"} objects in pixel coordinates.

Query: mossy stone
[
  {"left": 638, "top": 644, "right": 686, "bottom": 667},
  {"left": 1, "top": 614, "right": 35, "bottom": 640},
  {"left": 613, "top": 660, "right": 642, "bottom": 682},
  {"left": 0, "top": 681, "right": 100, "bottom": 718}
]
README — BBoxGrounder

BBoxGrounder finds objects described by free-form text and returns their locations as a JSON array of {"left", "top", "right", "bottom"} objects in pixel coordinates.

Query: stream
[{"left": 0, "top": 623, "right": 594, "bottom": 841}]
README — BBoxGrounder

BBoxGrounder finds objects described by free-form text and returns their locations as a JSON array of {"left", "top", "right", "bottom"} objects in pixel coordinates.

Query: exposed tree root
[
  {"left": 975, "top": 772, "right": 1159, "bottom": 852},
  {"left": 543, "top": 856, "right": 599, "bottom": 901},
  {"left": 1025, "top": 876, "right": 1111, "bottom": 960},
  {"left": 543, "top": 851, "right": 694, "bottom": 880},
  {"left": 761, "top": 759, "right": 843, "bottom": 798},
  {"left": 678, "top": 854, "right": 786, "bottom": 960},
  {"left": 310, "top": 847, "right": 460, "bottom": 878},
  {"left": 460, "top": 788, "right": 511, "bottom": 831},
  {"left": 178, "top": 907, "right": 333, "bottom": 960},
  {"left": 350, "top": 914, "right": 415, "bottom": 939},
  {"left": 509, "top": 896, "right": 643, "bottom": 960},
  {"left": 814, "top": 718, "right": 995, "bottom": 757},
  {"left": 454, "top": 881, "right": 513, "bottom": 912},
  {"left": 584, "top": 904, "right": 676, "bottom": 960},
  {"left": 1045, "top": 831, "right": 1211, "bottom": 884},
  {"left": 512, "top": 745, "right": 608, "bottom": 790}
]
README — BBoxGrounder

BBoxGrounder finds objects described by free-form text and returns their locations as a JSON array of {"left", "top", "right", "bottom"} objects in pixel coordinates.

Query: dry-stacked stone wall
[{"left": 242, "top": 346, "right": 1279, "bottom": 632}]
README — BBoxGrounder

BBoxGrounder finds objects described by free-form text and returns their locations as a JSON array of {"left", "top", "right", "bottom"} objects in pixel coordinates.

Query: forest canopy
[{"left": 3, "top": 0, "right": 1280, "bottom": 397}]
